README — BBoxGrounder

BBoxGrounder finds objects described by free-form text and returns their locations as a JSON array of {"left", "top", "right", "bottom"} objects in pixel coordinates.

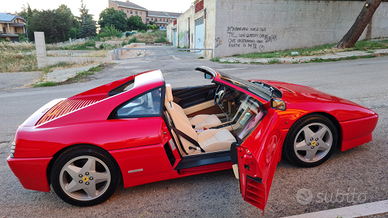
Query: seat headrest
[{"left": 165, "top": 84, "right": 174, "bottom": 102}]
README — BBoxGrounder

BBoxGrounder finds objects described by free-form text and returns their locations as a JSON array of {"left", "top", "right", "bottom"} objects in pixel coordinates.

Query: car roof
[{"left": 134, "top": 70, "right": 164, "bottom": 88}]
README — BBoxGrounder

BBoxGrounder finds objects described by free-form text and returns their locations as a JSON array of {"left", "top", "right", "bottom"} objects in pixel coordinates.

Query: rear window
[
  {"left": 108, "top": 79, "right": 135, "bottom": 96},
  {"left": 114, "top": 88, "right": 162, "bottom": 118}
]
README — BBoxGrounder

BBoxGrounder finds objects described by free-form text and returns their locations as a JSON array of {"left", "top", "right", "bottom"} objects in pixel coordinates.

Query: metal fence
[{"left": 112, "top": 47, "right": 214, "bottom": 60}]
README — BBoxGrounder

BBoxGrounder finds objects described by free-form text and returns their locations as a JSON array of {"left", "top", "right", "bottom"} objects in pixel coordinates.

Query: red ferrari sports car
[{"left": 7, "top": 66, "right": 378, "bottom": 211}]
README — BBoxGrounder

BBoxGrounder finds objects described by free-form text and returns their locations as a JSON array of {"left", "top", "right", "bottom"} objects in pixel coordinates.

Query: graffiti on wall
[
  {"left": 179, "top": 31, "right": 189, "bottom": 48},
  {"left": 215, "top": 37, "right": 222, "bottom": 48},
  {"left": 222, "top": 26, "right": 277, "bottom": 52}
]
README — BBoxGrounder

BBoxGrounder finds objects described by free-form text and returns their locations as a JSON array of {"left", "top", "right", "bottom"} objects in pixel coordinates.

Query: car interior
[{"left": 163, "top": 82, "right": 265, "bottom": 157}]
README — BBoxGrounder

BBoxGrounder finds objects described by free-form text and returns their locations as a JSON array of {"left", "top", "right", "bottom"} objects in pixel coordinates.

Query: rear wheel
[
  {"left": 51, "top": 146, "right": 119, "bottom": 206},
  {"left": 283, "top": 114, "right": 338, "bottom": 167}
]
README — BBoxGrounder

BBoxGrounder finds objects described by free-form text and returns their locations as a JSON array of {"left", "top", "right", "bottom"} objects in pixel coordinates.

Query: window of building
[
  {"left": 130, "top": 10, "right": 132, "bottom": 14},
  {"left": 127, "top": 10, "right": 129, "bottom": 13},
  {"left": 135, "top": 11, "right": 138, "bottom": 14},
  {"left": 121, "top": 9, "right": 123, "bottom": 12}
]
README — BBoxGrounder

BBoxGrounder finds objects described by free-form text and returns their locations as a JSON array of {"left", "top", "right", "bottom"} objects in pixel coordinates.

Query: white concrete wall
[
  {"left": 214, "top": 0, "right": 388, "bottom": 57},
  {"left": 168, "top": 0, "right": 388, "bottom": 58},
  {"left": 34, "top": 32, "right": 47, "bottom": 68}
]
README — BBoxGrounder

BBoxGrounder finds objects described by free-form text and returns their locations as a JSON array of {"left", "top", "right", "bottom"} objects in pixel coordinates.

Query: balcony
[{"left": 0, "top": 31, "right": 19, "bottom": 37}]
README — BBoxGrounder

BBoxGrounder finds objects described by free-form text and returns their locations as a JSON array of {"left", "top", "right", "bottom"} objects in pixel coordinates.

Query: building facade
[
  {"left": 167, "top": 0, "right": 388, "bottom": 58},
  {"left": 147, "top": 11, "right": 181, "bottom": 29},
  {"left": 108, "top": 0, "right": 181, "bottom": 29},
  {"left": 109, "top": 0, "right": 148, "bottom": 24},
  {"left": 0, "top": 13, "right": 26, "bottom": 42}
]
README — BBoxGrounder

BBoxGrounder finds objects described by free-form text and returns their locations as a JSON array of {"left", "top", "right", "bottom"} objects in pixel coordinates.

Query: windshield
[{"left": 217, "top": 71, "right": 282, "bottom": 101}]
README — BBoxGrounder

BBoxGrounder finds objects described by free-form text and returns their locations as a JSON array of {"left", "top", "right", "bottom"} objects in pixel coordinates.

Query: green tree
[
  {"left": 127, "top": 15, "right": 147, "bottom": 31},
  {"left": 98, "top": 8, "right": 127, "bottom": 31},
  {"left": 69, "top": 27, "right": 80, "bottom": 39},
  {"left": 336, "top": 0, "right": 382, "bottom": 48},
  {"left": 19, "top": 3, "right": 36, "bottom": 41},
  {"left": 147, "top": 24, "right": 158, "bottom": 30},
  {"left": 78, "top": 0, "right": 97, "bottom": 38},
  {"left": 79, "top": 0, "right": 89, "bottom": 20},
  {"left": 79, "top": 16, "right": 97, "bottom": 38},
  {"left": 28, "top": 7, "right": 73, "bottom": 43}
]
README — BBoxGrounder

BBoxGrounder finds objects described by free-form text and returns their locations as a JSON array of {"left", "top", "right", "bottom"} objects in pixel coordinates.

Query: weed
[
  {"left": 210, "top": 57, "right": 220, "bottom": 62},
  {"left": 34, "top": 81, "right": 58, "bottom": 87},
  {"left": 129, "top": 37, "right": 137, "bottom": 44},
  {"left": 34, "top": 63, "right": 106, "bottom": 87},
  {"left": 342, "top": 55, "right": 357, "bottom": 60},
  {"left": 154, "top": 36, "right": 167, "bottom": 43},
  {"left": 198, "top": 56, "right": 204, "bottom": 59},
  {"left": 268, "top": 58, "right": 281, "bottom": 64},
  {"left": 353, "top": 40, "right": 388, "bottom": 51},
  {"left": 360, "top": 55, "right": 377, "bottom": 58}
]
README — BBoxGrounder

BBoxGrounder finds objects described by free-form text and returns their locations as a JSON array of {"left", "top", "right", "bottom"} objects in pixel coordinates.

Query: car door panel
[
  {"left": 234, "top": 111, "right": 287, "bottom": 211},
  {"left": 172, "top": 84, "right": 217, "bottom": 108}
]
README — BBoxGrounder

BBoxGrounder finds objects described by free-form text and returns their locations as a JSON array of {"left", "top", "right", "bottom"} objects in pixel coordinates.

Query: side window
[{"left": 116, "top": 88, "right": 162, "bottom": 118}]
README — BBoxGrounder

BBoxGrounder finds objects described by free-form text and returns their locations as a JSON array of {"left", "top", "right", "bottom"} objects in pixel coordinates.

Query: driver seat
[{"left": 165, "top": 84, "right": 221, "bottom": 129}]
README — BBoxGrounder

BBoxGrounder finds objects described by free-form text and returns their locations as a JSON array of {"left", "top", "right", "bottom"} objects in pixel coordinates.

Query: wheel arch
[
  {"left": 46, "top": 144, "right": 123, "bottom": 186},
  {"left": 285, "top": 112, "right": 343, "bottom": 149},
  {"left": 313, "top": 112, "right": 342, "bottom": 149}
]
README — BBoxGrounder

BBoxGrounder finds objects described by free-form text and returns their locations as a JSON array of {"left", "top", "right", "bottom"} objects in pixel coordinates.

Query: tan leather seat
[
  {"left": 165, "top": 84, "right": 235, "bottom": 155},
  {"left": 165, "top": 84, "right": 221, "bottom": 129}
]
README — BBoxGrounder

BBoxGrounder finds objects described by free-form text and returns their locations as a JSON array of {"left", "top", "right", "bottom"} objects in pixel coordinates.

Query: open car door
[
  {"left": 230, "top": 113, "right": 286, "bottom": 212},
  {"left": 196, "top": 65, "right": 286, "bottom": 212}
]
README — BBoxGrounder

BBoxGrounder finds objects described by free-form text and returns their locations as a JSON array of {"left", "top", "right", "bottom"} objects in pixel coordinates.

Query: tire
[
  {"left": 283, "top": 114, "right": 338, "bottom": 168},
  {"left": 51, "top": 146, "right": 120, "bottom": 206}
]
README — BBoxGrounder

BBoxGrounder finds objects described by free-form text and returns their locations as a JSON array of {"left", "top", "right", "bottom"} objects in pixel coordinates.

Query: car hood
[
  {"left": 260, "top": 80, "right": 353, "bottom": 103},
  {"left": 257, "top": 80, "right": 377, "bottom": 121}
]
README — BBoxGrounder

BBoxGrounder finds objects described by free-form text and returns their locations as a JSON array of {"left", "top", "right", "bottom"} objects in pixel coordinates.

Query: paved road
[{"left": 1, "top": 54, "right": 387, "bottom": 218}]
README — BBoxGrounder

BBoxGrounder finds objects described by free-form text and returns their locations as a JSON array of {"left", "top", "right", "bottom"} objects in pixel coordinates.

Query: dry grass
[
  {"left": 47, "top": 61, "right": 101, "bottom": 72},
  {"left": 81, "top": 50, "right": 108, "bottom": 57},
  {"left": 0, "top": 42, "right": 35, "bottom": 52},
  {"left": 0, "top": 52, "right": 38, "bottom": 72},
  {"left": 131, "top": 31, "right": 167, "bottom": 43}
]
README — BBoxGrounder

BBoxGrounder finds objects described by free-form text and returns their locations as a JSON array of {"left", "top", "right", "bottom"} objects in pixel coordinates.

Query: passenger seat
[
  {"left": 165, "top": 84, "right": 221, "bottom": 129},
  {"left": 165, "top": 84, "right": 235, "bottom": 154}
]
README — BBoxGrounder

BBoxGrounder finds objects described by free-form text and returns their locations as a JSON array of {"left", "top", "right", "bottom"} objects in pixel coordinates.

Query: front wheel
[
  {"left": 51, "top": 146, "right": 120, "bottom": 206},
  {"left": 283, "top": 114, "right": 338, "bottom": 168}
]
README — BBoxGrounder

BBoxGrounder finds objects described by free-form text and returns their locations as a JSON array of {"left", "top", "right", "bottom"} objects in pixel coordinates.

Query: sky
[{"left": 4, "top": 0, "right": 193, "bottom": 20}]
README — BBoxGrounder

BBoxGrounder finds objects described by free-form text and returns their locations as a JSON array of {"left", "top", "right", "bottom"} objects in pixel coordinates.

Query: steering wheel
[{"left": 214, "top": 86, "right": 226, "bottom": 105}]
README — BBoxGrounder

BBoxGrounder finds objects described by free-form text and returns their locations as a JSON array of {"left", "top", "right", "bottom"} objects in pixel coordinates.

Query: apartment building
[
  {"left": 109, "top": 0, "right": 181, "bottom": 29},
  {"left": 109, "top": 0, "right": 148, "bottom": 24},
  {"left": 0, "top": 13, "right": 26, "bottom": 42},
  {"left": 148, "top": 11, "right": 181, "bottom": 29}
]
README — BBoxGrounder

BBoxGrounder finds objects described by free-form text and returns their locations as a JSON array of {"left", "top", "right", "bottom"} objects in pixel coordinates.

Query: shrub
[
  {"left": 128, "top": 37, "right": 137, "bottom": 44},
  {"left": 154, "top": 36, "right": 167, "bottom": 43},
  {"left": 97, "top": 25, "right": 122, "bottom": 39}
]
